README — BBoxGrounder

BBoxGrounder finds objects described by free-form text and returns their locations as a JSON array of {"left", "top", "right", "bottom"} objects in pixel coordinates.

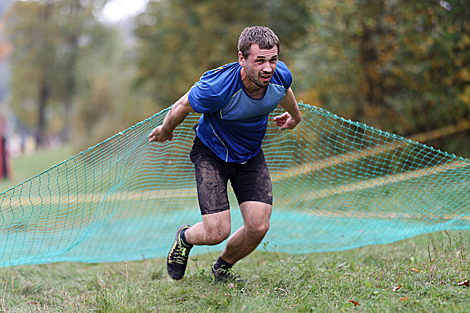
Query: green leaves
[
  {"left": 133, "top": 0, "right": 311, "bottom": 107},
  {"left": 5, "top": 0, "right": 105, "bottom": 146},
  {"left": 294, "top": 0, "right": 470, "bottom": 157}
]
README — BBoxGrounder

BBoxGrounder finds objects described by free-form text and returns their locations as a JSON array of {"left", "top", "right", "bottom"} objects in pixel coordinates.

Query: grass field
[
  {"left": 0, "top": 146, "right": 74, "bottom": 194},
  {"left": 1, "top": 145, "right": 469, "bottom": 312},
  {"left": 1, "top": 230, "right": 469, "bottom": 312}
]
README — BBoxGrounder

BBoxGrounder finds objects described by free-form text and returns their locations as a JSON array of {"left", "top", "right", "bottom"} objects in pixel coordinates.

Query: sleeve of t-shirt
[
  {"left": 276, "top": 61, "right": 293, "bottom": 91},
  {"left": 188, "top": 81, "right": 224, "bottom": 114}
]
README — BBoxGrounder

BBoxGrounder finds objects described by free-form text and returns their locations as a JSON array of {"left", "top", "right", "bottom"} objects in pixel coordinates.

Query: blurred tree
[
  {"left": 5, "top": 0, "right": 106, "bottom": 148},
  {"left": 72, "top": 22, "right": 156, "bottom": 151},
  {"left": 134, "top": 0, "right": 311, "bottom": 107},
  {"left": 295, "top": 0, "right": 470, "bottom": 144}
]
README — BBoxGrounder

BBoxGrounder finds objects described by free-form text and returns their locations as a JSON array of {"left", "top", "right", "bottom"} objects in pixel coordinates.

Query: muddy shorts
[{"left": 189, "top": 136, "right": 273, "bottom": 215}]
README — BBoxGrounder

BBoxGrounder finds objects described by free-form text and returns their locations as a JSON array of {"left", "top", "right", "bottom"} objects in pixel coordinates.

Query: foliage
[
  {"left": 295, "top": 0, "right": 470, "bottom": 141},
  {"left": 71, "top": 22, "right": 157, "bottom": 151},
  {"left": 4, "top": 0, "right": 157, "bottom": 151},
  {"left": 134, "top": 0, "right": 311, "bottom": 106},
  {"left": 4, "top": 0, "right": 106, "bottom": 147},
  {"left": 4, "top": 0, "right": 470, "bottom": 156},
  {"left": 0, "top": 231, "right": 468, "bottom": 312},
  {"left": 134, "top": 0, "right": 470, "bottom": 156}
]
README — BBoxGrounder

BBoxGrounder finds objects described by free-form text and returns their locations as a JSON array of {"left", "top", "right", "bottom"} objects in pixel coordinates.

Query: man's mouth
[{"left": 261, "top": 74, "right": 271, "bottom": 81}]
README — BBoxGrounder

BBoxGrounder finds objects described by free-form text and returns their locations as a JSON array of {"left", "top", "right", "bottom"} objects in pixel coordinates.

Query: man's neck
[{"left": 240, "top": 68, "right": 267, "bottom": 100}]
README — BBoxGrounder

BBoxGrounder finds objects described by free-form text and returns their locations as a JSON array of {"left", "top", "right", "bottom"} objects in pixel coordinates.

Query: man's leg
[
  {"left": 186, "top": 135, "right": 233, "bottom": 246},
  {"left": 209, "top": 148, "right": 273, "bottom": 282},
  {"left": 184, "top": 210, "right": 231, "bottom": 246},
  {"left": 219, "top": 201, "right": 272, "bottom": 264},
  {"left": 166, "top": 211, "right": 231, "bottom": 280},
  {"left": 167, "top": 135, "right": 235, "bottom": 280}
]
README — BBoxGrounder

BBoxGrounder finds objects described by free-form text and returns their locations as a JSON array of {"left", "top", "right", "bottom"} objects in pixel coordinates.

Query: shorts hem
[
  {"left": 200, "top": 205, "right": 230, "bottom": 216},
  {"left": 238, "top": 198, "right": 273, "bottom": 206}
]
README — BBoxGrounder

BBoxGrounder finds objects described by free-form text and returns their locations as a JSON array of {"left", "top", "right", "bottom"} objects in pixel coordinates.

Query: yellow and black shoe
[{"left": 167, "top": 225, "right": 192, "bottom": 280}]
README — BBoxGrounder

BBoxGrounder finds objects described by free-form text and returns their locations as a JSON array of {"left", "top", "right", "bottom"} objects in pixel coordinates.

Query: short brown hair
[{"left": 238, "top": 26, "right": 280, "bottom": 59}]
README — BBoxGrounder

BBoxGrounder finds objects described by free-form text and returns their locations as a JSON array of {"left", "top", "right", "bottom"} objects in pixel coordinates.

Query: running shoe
[
  {"left": 210, "top": 264, "right": 247, "bottom": 284},
  {"left": 167, "top": 225, "right": 192, "bottom": 280}
]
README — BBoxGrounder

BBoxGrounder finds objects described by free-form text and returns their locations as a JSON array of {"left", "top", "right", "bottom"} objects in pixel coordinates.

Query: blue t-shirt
[{"left": 188, "top": 61, "right": 292, "bottom": 163}]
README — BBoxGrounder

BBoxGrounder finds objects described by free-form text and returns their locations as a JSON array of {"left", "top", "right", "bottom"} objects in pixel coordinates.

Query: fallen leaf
[
  {"left": 399, "top": 296, "right": 408, "bottom": 301},
  {"left": 458, "top": 280, "right": 469, "bottom": 287},
  {"left": 411, "top": 268, "right": 420, "bottom": 273},
  {"left": 349, "top": 300, "right": 360, "bottom": 307},
  {"left": 393, "top": 285, "right": 401, "bottom": 291}
]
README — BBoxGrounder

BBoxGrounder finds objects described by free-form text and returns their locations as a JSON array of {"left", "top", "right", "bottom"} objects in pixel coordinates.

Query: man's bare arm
[
  {"left": 148, "top": 91, "right": 195, "bottom": 142},
  {"left": 274, "top": 88, "right": 302, "bottom": 129}
]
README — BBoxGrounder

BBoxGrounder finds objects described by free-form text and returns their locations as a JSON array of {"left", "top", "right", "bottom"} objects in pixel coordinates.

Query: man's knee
[
  {"left": 246, "top": 221, "right": 270, "bottom": 239},
  {"left": 204, "top": 227, "right": 231, "bottom": 245},
  {"left": 240, "top": 201, "right": 272, "bottom": 240},
  {"left": 201, "top": 210, "right": 231, "bottom": 245}
]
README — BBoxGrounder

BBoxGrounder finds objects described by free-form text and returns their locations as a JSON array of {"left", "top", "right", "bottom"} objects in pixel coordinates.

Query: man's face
[{"left": 239, "top": 43, "right": 278, "bottom": 88}]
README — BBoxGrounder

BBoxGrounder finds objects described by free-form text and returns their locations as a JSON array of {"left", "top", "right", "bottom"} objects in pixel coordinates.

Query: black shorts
[{"left": 190, "top": 136, "right": 273, "bottom": 215}]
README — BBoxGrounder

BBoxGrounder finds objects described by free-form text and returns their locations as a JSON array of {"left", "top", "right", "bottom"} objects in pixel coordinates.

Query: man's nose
[{"left": 262, "top": 64, "right": 272, "bottom": 73}]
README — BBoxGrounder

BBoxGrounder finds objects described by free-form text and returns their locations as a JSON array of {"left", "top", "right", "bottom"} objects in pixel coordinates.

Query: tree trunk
[
  {"left": 36, "top": 80, "right": 49, "bottom": 149},
  {"left": 61, "top": 35, "right": 78, "bottom": 143},
  {"left": 360, "top": 23, "right": 384, "bottom": 108}
]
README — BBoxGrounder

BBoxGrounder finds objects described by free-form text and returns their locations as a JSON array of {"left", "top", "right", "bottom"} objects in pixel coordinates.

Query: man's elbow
[{"left": 174, "top": 93, "right": 195, "bottom": 114}]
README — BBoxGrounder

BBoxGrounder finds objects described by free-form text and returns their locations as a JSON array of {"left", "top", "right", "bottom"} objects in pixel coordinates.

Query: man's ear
[{"left": 238, "top": 51, "right": 245, "bottom": 67}]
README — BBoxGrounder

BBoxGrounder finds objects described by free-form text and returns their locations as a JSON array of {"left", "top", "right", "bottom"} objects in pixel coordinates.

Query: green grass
[
  {"left": 0, "top": 146, "right": 74, "bottom": 194},
  {"left": 0, "top": 144, "right": 469, "bottom": 311},
  {"left": 1, "top": 230, "right": 469, "bottom": 312}
]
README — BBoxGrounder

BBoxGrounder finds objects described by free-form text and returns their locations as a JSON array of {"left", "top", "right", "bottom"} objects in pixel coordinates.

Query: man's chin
[
  {"left": 248, "top": 75, "right": 270, "bottom": 88},
  {"left": 255, "top": 80, "right": 270, "bottom": 88}
]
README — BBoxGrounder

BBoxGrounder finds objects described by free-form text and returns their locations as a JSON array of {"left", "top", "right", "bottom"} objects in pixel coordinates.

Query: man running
[{"left": 148, "top": 26, "right": 302, "bottom": 283}]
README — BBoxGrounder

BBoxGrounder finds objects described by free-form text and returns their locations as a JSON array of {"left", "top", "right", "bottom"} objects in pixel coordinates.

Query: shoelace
[{"left": 172, "top": 245, "right": 190, "bottom": 264}]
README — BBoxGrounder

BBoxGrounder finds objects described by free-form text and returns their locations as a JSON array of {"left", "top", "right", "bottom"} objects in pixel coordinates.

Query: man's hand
[
  {"left": 274, "top": 112, "right": 301, "bottom": 130},
  {"left": 276, "top": 88, "right": 302, "bottom": 130},
  {"left": 148, "top": 91, "right": 194, "bottom": 143},
  {"left": 148, "top": 126, "right": 174, "bottom": 142}
]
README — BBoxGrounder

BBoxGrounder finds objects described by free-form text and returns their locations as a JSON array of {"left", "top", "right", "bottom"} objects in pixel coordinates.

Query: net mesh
[{"left": 0, "top": 103, "right": 469, "bottom": 267}]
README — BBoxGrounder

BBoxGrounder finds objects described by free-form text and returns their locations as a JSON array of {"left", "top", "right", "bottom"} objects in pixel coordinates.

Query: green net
[{"left": 0, "top": 103, "right": 469, "bottom": 267}]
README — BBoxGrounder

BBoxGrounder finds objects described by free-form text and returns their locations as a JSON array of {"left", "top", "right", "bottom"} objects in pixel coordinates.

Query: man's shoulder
[
  {"left": 199, "top": 62, "right": 240, "bottom": 86},
  {"left": 272, "top": 61, "right": 293, "bottom": 90},
  {"left": 275, "top": 61, "right": 291, "bottom": 76},
  {"left": 189, "top": 62, "right": 240, "bottom": 112}
]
